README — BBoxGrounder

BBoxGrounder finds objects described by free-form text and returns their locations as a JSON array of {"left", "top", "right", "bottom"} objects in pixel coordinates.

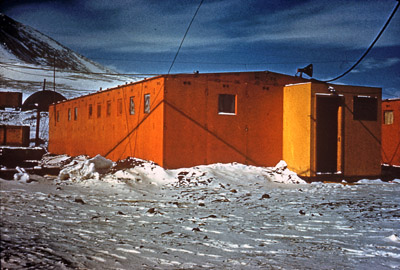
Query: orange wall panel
[
  {"left": 163, "top": 72, "right": 305, "bottom": 169},
  {"left": 0, "top": 125, "right": 29, "bottom": 146},
  {"left": 49, "top": 78, "right": 165, "bottom": 166},
  {"left": 339, "top": 86, "right": 381, "bottom": 176},
  {"left": 382, "top": 99, "right": 400, "bottom": 166}
]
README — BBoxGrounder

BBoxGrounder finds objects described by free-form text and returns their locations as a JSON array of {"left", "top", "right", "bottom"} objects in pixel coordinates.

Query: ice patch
[
  {"left": 385, "top": 234, "right": 400, "bottom": 243},
  {"left": 116, "top": 247, "right": 141, "bottom": 254},
  {"left": 356, "top": 179, "right": 386, "bottom": 184},
  {"left": 59, "top": 155, "right": 114, "bottom": 181},
  {"left": 13, "top": 167, "right": 30, "bottom": 183}
]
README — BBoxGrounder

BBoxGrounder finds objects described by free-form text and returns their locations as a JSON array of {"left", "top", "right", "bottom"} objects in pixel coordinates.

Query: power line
[
  {"left": 168, "top": 0, "right": 204, "bottom": 74},
  {"left": 322, "top": 0, "right": 400, "bottom": 83}
]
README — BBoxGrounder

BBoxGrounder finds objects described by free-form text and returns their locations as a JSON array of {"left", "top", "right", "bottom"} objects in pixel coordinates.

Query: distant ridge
[
  {"left": 0, "top": 13, "right": 111, "bottom": 73},
  {"left": 0, "top": 13, "right": 136, "bottom": 99}
]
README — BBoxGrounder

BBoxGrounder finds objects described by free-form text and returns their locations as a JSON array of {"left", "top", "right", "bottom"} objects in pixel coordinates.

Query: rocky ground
[{"left": 1, "top": 156, "right": 400, "bottom": 269}]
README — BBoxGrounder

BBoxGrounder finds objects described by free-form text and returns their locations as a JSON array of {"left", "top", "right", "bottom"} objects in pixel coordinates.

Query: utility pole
[
  {"left": 53, "top": 54, "right": 56, "bottom": 91},
  {"left": 35, "top": 106, "right": 40, "bottom": 146}
]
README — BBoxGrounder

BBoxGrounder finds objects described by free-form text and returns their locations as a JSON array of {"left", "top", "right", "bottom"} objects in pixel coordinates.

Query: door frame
[{"left": 313, "top": 94, "right": 344, "bottom": 175}]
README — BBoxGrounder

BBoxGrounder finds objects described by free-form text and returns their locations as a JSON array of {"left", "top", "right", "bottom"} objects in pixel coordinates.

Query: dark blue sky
[{"left": 2, "top": 0, "right": 400, "bottom": 98}]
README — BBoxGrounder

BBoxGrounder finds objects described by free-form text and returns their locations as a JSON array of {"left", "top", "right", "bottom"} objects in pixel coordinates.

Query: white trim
[
  {"left": 316, "top": 93, "right": 344, "bottom": 97},
  {"left": 218, "top": 112, "right": 236, "bottom": 116}
]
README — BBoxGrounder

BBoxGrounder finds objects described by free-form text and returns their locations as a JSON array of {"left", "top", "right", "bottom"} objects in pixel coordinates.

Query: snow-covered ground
[
  {"left": 1, "top": 155, "right": 399, "bottom": 269},
  {"left": 0, "top": 61, "right": 137, "bottom": 101}
]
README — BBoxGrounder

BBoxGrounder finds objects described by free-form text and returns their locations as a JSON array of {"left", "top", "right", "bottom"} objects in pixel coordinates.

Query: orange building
[
  {"left": 48, "top": 71, "right": 382, "bottom": 178},
  {"left": 381, "top": 99, "right": 400, "bottom": 167}
]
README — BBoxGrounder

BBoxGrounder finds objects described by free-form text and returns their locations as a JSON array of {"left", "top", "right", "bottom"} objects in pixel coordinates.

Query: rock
[
  {"left": 299, "top": 210, "right": 306, "bottom": 215},
  {"left": 147, "top": 208, "right": 156, "bottom": 214},
  {"left": 261, "top": 194, "right": 270, "bottom": 199},
  {"left": 74, "top": 197, "right": 85, "bottom": 204}
]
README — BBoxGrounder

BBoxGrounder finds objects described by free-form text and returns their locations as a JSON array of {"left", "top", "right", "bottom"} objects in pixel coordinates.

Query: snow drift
[{"left": 56, "top": 155, "right": 306, "bottom": 185}]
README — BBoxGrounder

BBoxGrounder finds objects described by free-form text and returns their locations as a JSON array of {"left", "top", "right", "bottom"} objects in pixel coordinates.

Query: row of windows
[
  {"left": 57, "top": 94, "right": 151, "bottom": 122},
  {"left": 57, "top": 94, "right": 238, "bottom": 122},
  {"left": 56, "top": 95, "right": 389, "bottom": 123}
]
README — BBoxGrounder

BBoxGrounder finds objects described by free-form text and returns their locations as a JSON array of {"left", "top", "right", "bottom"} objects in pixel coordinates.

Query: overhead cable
[
  {"left": 323, "top": 0, "right": 399, "bottom": 83},
  {"left": 167, "top": 0, "right": 204, "bottom": 74}
]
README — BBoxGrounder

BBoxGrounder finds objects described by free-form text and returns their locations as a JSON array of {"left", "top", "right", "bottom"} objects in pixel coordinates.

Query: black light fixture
[{"left": 296, "top": 64, "right": 313, "bottom": 78}]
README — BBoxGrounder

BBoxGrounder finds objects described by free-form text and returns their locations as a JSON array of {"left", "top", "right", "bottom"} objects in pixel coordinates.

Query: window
[
  {"left": 384, "top": 110, "right": 394, "bottom": 125},
  {"left": 74, "top": 107, "right": 78, "bottom": 120},
  {"left": 107, "top": 100, "right": 111, "bottom": 116},
  {"left": 97, "top": 103, "right": 102, "bottom": 118},
  {"left": 353, "top": 96, "right": 377, "bottom": 121},
  {"left": 129, "top": 96, "right": 135, "bottom": 115},
  {"left": 218, "top": 94, "right": 236, "bottom": 115},
  {"left": 117, "top": 99, "right": 122, "bottom": 115},
  {"left": 144, "top": 94, "right": 150, "bottom": 114},
  {"left": 68, "top": 108, "right": 71, "bottom": 121},
  {"left": 56, "top": 111, "right": 60, "bottom": 122},
  {"left": 88, "top": 104, "right": 93, "bottom": 119}
]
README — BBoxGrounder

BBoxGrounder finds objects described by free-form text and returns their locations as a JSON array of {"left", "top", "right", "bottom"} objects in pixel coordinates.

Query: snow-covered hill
[{"left": 0, "top": 13, "right": 137, "bottom": 100}]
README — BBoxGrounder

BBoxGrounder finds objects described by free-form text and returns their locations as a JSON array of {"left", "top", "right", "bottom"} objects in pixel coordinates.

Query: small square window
[
  {"left": 353, "top": 96, "right": 377, "bottom": 121},
  {"left": 144, "top": 94, "right": 150, "bottom": 114},
  {"left": 74, "top": 107, "right": 78, "bottom": 120},
  {"left": 218, "top": 94, "right": 236, "bottom": 115},
  {"left": 129, "top": 96, "right": 135, "bottom": 115},
  {"left": 88, "top": 104, "right": 93, "bottom": 119},
  {"left": 384, "top": 110, "right": 394, "bottom": 125},
  {"left": 107, "top": 100, "right": 111, "bottom": 116},
  {"left": 97, "top": 104, "right": 102, "bottom": 118}
]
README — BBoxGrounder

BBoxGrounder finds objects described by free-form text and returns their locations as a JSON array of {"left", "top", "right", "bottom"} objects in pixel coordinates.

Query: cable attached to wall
[
  {"left": 322, "top": 0, "right": 399, "bottom": 83},
  {"left": 167, "top": 0, "right": 204, "bottom": 74}
]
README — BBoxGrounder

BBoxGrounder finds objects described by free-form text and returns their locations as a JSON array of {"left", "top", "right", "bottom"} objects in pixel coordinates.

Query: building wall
[
  {"left": 0, "top": 125, "right": 30, "bottom": 147},
  {"left": 382, "top": 99, "right": 400, "bottom": 166},
  {"left": 162, "top": 72, "right": 305, "bottom": 169},
  {"left": 49, "top": 77, "right": 166, "bottom": 166},
  {"left": 309, "top": 83, "right": 381, "bottom": 177},
  {"left": 337, "top": 85, "right": 381, "bottom": 176},
  {"left": 0, "top": 92, "right": 22, "bottom": 109},
  {"left": 283, "top": 82, "right": 381, "bottom": 178},
  {"left": 48, "top": 71, "right": 382, "bottom": 177}
]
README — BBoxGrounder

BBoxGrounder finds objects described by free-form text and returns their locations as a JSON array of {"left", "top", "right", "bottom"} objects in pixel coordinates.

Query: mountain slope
[{"left": 0, "top": 13, "right": 136, "bottom": 99}]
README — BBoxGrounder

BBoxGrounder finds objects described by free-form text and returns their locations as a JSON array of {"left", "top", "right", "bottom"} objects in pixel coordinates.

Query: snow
[
  {"left": 385, "top": 234, "right": 400, "bottom": 243},
  {"left": 0, "top": 62, "right": 137, "bottom": 101},
  {"left": 55, "top": 155, "right": 307, "bottom": 186},
  {"left": 356, "top": 179, "right": 387, "bottom": 184},
  {"left": 1, "top": 162, "right": 399, "bottom": 269},
  {"left": 59, "top": 155, "right": 115, "bottom": 181},
  {"left": 13, "top": 167, "right": 30, "bottom": 183}
]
